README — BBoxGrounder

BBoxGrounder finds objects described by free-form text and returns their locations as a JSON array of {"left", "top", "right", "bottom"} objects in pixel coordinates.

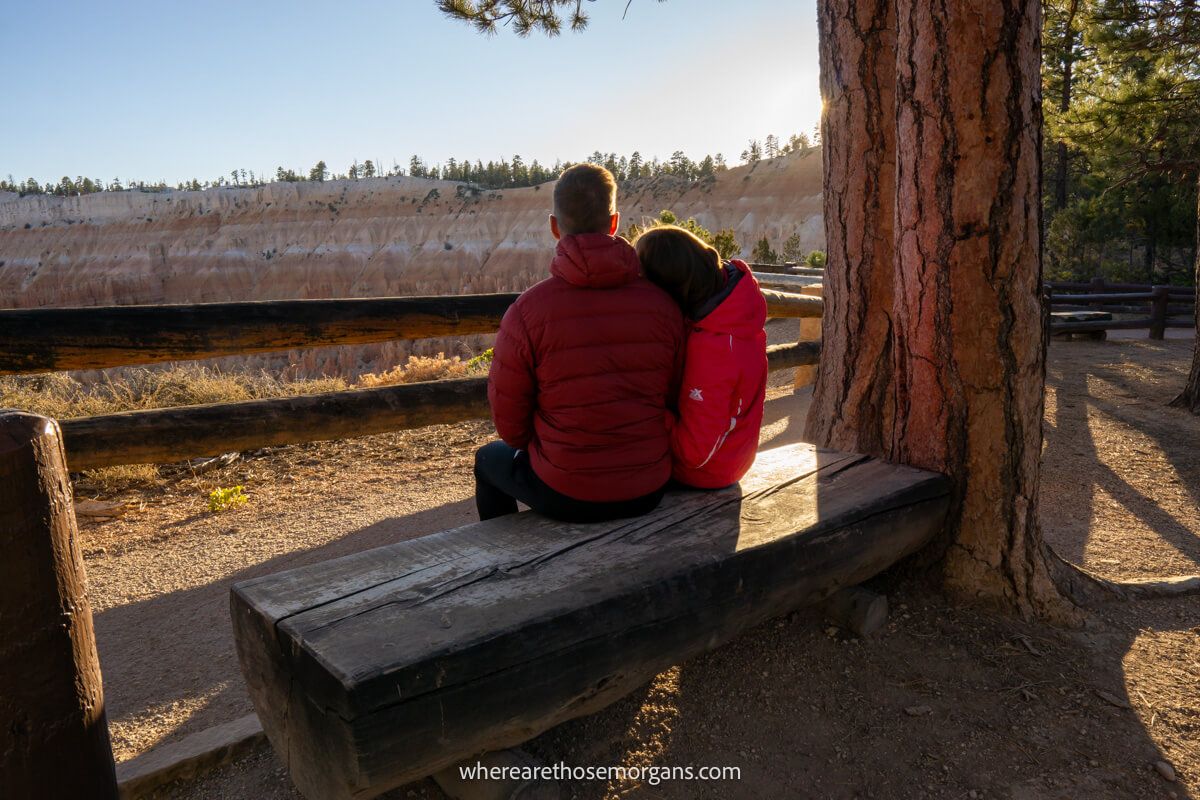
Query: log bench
[
  {"left": 1050, "top": 310, "right": 1112, "bottom": 340},
  {"left": 230, "top": 443, "right": 950, "bottom": 800}
]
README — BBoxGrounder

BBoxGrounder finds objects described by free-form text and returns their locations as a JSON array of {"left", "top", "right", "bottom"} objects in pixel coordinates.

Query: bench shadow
[{"left": 94, "top": 497, "right": 479, "bottom": 758}]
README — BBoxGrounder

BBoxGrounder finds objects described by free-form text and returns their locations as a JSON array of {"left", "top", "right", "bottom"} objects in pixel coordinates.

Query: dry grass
[
  {"left": 357, "top": 353, "right": 472, "bottom": 387},
  {"left": 0, "top": 367, "right": 349, "bottom": 420},
  {"left": 80, "top": 463, "right": 164, "bottom": 493},
  {"left": 3, "top": 355, "right": 485, "bottom": 493},
  {"left": 0, "top": 354, "right": 486, "bottom": 421}
]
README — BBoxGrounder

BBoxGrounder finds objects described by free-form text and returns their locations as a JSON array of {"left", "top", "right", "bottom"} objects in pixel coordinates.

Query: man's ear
[
  {"left": 608, "top": 212, "right": 620, "bottom": 236},
  {"left": 549, "top": 214, "right": 561, "bottom": 240}
]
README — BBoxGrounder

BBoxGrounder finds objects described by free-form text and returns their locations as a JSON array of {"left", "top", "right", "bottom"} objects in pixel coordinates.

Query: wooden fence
[
  {"left": 1046, "top": 278, "right": 1195, "bottom": 339},
  {"left": 1, "top": 286, "right": 824, "bottom": 470}
]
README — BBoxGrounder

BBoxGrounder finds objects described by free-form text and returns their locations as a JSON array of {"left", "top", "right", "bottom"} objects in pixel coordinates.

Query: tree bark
[
  {"left": 1171, "top": 174, "right": 1200, "bottom": 413},
  {"left": 805, "top": 0, "right": 899, "bottom": 456},
  {"left": 0, "top": 411, "right": 118, "bottom": 798},
  {"left": 890, "top": 0, "right": 1073, "bottom": 618}
]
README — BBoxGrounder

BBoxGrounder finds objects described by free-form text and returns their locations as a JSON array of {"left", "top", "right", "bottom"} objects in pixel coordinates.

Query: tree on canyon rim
[{"left": 440, "top": 0, "right": 1199, "bottom": 616}]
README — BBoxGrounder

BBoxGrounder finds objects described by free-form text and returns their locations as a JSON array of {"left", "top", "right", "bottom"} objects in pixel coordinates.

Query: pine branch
[{"left": 437, "top": 0, "right": 664, "bottom": 36}]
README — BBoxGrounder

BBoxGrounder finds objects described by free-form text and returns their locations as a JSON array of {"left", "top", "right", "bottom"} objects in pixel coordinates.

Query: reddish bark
[
  {"left": 890, "top": 0, "right": 1069, "bottom": 617},
  {"left": 805, "top": 0, "right": 899, "bottom": 456}
]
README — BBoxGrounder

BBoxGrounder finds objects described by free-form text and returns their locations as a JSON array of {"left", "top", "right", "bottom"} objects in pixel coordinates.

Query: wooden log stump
[{"left": 0, "top": 410, "right": 118, "bottom": 799}]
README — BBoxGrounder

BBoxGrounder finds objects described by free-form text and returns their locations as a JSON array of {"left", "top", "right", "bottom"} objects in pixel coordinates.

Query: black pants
[{"left": 473, "top": 441, "right": 666, "bottom": 523}]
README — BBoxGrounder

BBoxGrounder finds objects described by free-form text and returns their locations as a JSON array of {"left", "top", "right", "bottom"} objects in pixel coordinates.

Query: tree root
[{"left": 1047, "top": 545, "right": 1200, "bottom": 605}]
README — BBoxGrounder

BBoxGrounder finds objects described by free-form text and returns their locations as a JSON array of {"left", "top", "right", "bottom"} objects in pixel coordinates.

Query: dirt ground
[{"left": 74, "top": 334, "right": 1199, "bottom": 800}]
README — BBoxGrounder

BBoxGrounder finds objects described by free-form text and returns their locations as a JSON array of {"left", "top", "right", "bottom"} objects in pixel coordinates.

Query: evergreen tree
[
  {"left": 363, "top": 160, "right": 376, "bottom": 178},
  {"left": 710, "top": 229, "right": 741, "bottom": 260},
  {"left": 764, "top": 134, "right": 780, "bottom": 159},
  {"left": 740, "top": 140, "right": 762, "bottom": 164},
  {"left": 309, "top": 161, "right": 328, "bottom": 182},
  {"left": 628, "top": 151, "right": 643, "bottom": 179},
  {"left": 669, "top": 150, "right": 693, "bottom": 178},
  {"left": 750, "top": 236, "right": 777, "bottom": 264},
  {"left": 781, "top": 231, "right": 804, "bottom": 263}
]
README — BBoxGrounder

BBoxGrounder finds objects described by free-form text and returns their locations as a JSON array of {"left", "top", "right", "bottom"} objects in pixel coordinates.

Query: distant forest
[{"left": 1, "top": 132, "right": 817, "bottom": 199}]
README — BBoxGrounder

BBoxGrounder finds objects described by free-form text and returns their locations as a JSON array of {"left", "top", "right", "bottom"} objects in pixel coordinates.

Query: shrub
[
  {"left": 466, "top": 349, "right": 494, "bottom": 370},
  {"left": 208, "top": 485, "right": 248, "bottom": 512}
]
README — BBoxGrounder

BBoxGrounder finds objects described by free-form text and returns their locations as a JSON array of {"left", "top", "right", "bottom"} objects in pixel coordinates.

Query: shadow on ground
[{"left": 94, "top": 498, "right": 478, "bottom": 752}]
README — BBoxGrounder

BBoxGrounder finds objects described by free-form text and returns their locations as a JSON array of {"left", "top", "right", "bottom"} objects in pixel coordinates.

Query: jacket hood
[
  {"left": 550, "top": 233, "right": 642, "bottom": 289},
  {"left": 693, "top": 259, "right": 767, "bottom": 335}
]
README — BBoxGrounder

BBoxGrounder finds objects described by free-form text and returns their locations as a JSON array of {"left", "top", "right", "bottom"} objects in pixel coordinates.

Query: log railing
[
  {"left": 1045, "top": 278, "right": 1195, "bottom": 340},
  {"left": 0, "top": 290, "right": 822, "bottom": 376},
  {"left": 2, "top": 287, "right": 824, "bottom": 469}
]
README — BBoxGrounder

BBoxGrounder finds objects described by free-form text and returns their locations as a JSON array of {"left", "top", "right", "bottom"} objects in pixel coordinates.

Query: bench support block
[{"left": 823, "top": 586, "right": 888, "bottom": 637}]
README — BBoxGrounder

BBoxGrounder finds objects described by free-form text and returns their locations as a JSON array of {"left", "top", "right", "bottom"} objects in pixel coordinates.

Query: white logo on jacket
[{"left": 689, "top": 388, "right": 704, "bottom": 402}]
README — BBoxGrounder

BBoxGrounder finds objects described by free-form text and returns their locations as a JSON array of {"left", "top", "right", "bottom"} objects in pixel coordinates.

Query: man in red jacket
[{"left": 475, "top": 164, "right": 685, "bottom": 522}]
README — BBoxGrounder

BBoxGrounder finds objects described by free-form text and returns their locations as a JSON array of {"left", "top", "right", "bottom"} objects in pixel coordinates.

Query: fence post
[
  {"left": 1087, "top": 276, "right": 1106, "bottom": 309},
  {"left": 0, "top": 410, "right": 118, "bottom": 799},
  {"left": 794, "top": 284, "right": 823, "bottom": 390},
  {"left": 1150, "top": 286, "right": 1170, "bottom": 340}
]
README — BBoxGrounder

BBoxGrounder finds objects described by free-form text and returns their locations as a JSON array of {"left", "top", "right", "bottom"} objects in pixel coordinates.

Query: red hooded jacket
[
  {"left": 488, "top": 233, "right": 685, "bottom": 502},
  {"left": 668, "top": 259, "right": 768, "bottom": 488}
]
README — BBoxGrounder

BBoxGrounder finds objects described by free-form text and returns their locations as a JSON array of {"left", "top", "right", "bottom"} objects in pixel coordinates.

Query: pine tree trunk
[
  {"left": 890, "top": 0, "right": 1070, "bottom": 617},
  {"left": 805, "top": 0, "right": 898, "bottom": 456},
  {"left": 1171, "top": 174, "right": 1200, "bottom": 414}
]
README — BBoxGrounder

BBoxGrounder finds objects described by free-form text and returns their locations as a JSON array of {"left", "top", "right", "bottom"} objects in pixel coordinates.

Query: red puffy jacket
[
  {"left": 488, "top": 233, "right": 685, "bottom": 502},
  {"left": 668, "top": 259, "right": 768, "bottom": 488}
]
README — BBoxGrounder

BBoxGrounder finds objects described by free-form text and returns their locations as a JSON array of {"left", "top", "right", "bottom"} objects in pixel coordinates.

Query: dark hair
[
  {"left": 553, "top": 163, "right": 617, "bottom": 235},
  {"left": 634, "top": 225, "right": 724, "bottom": 316}
]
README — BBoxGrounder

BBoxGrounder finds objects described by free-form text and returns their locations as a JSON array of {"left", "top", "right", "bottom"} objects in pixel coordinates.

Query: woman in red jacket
[{"left": 634, "top": 225, "right": 768, "bottom": 489}]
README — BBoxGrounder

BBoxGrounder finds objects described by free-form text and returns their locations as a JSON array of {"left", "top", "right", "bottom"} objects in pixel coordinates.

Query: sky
[{"left": 2, "top": 0, "right": 821, "bottom": 186}]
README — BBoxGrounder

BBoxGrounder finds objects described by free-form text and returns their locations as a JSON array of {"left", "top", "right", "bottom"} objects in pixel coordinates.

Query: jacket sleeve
[
  {"left": 670, "top": 334, "right": 741, "bottom": 470},
  {"left": 487, "top": 303, "right": 537, "bottom": 449}
]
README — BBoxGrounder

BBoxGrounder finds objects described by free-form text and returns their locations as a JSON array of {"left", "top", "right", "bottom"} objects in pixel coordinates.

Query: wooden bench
[
  {"left": 1050, "top": 310, "right": 1112, "bottom": 340},
  {"left": 230, "top": 443, "right": 950, "bottom": 800}
]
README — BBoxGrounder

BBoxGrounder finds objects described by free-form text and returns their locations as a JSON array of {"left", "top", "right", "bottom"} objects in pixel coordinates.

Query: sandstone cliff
[{"left": 0, "top": 150, "right": 823, "bottom": 378}]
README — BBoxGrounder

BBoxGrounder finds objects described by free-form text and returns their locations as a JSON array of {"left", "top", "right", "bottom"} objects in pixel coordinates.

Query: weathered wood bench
[
  {"left": 230, "top": 443, "right": 950, "bottom": 800},
  {"left": 1050, "top": 310, "right": 1112, "bottom": 340}
]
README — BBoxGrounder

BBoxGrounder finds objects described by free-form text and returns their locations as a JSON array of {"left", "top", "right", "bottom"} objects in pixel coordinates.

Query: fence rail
[
  {"left": 2, "top": 284, "right": 825, "bottom": 468},
  {"left": 1046, "top": 279, "right": 1192, "bottom": 295},
  {"left": 0, "top": 288, "right": 823, "bottom": 376},
  {"left": 60, "top": 341, "right": 819, "bottom": 470},
  {"left": 1046, "top": 280, "right": 1195, "bottom": 340}
]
